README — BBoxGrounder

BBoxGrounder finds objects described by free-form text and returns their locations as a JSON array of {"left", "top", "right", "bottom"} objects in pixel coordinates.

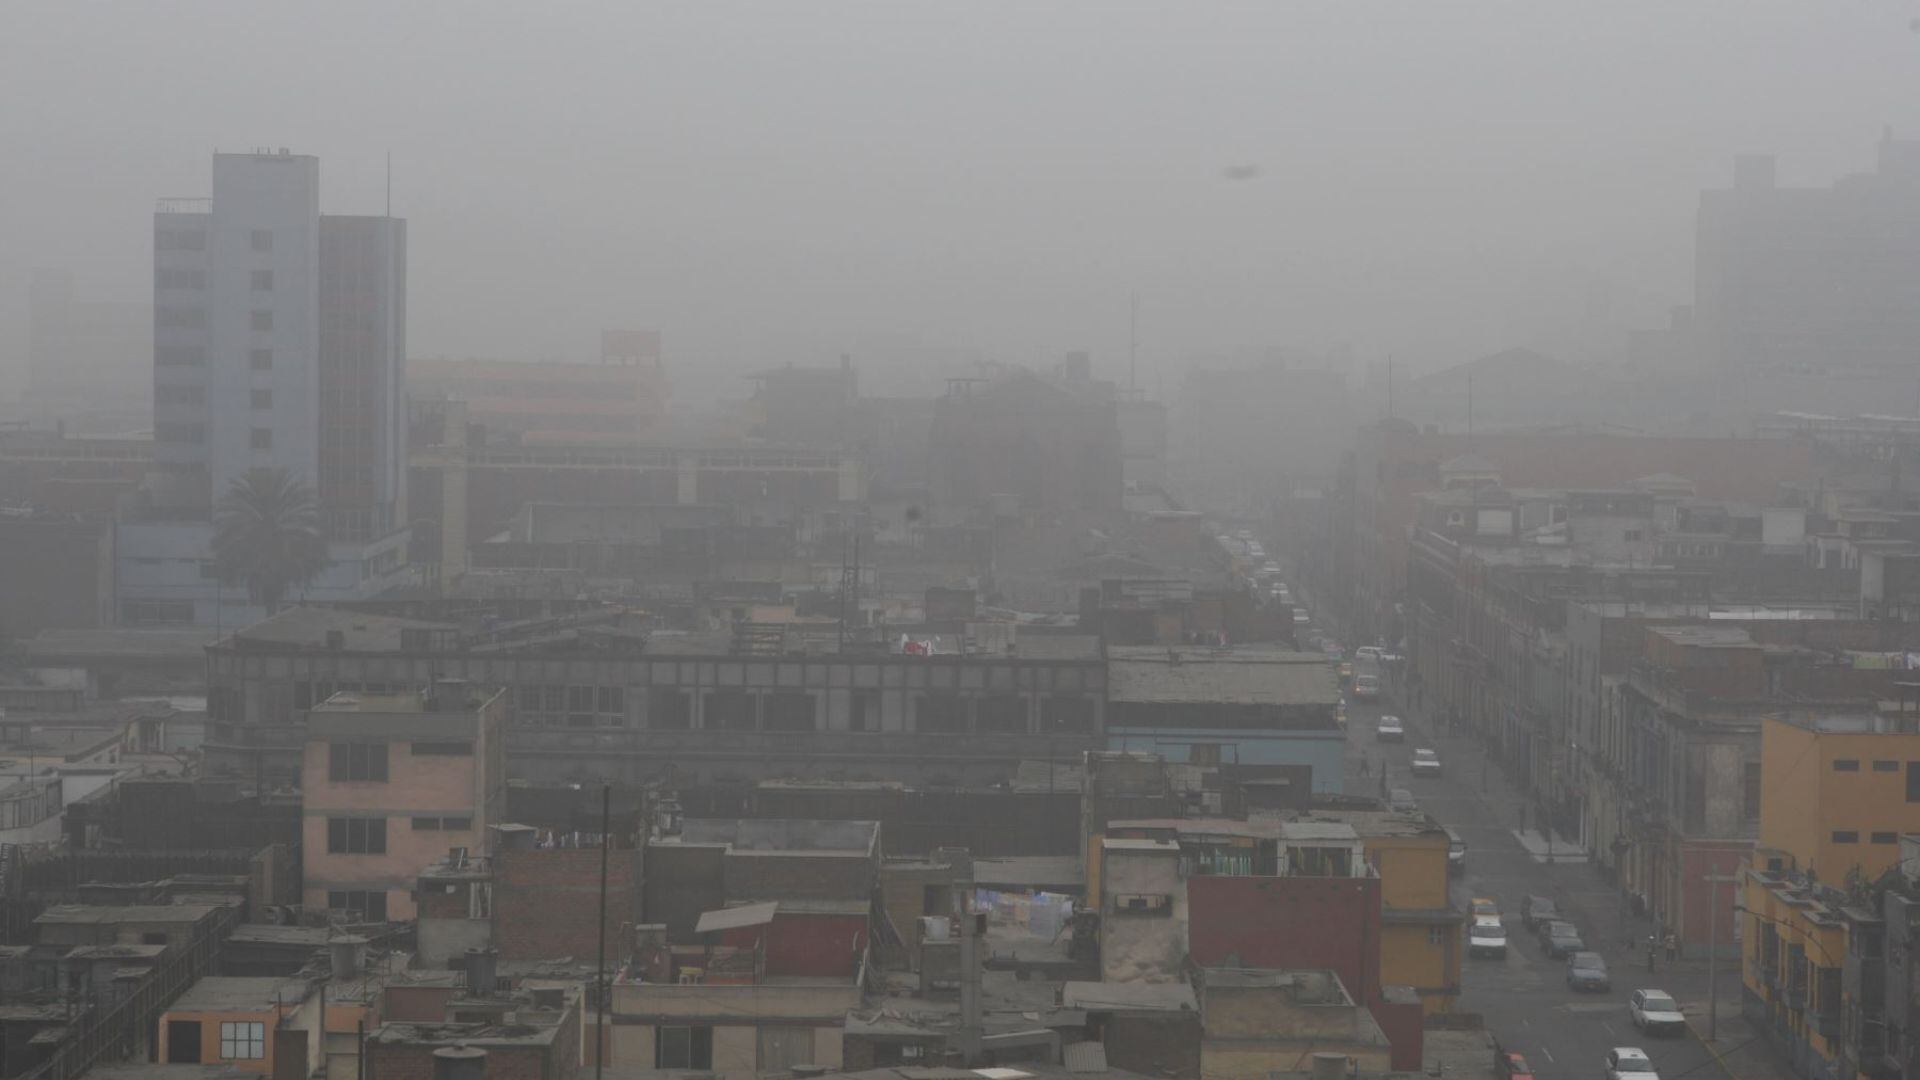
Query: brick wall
[
  {"left": 494, "top": 846, "right": 639, "bottom": 962},
  {"left": 1187, "top": 875, "right": 1382, "bottom": 1005}
]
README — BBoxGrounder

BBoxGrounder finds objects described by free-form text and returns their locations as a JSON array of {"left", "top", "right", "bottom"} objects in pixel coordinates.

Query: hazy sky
[{"left": 4, "top": 2, "right": 1917, "bottom": 401}]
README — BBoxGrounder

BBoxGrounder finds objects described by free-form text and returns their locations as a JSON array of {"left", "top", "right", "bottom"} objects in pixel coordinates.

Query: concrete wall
[
  {"left": 642, "top": 844, "right": 726, "bottom": 940},
  {"left": 724, "top": 851, "right": 874, "bottom": 905},
  {"left": 1099, "top": 850, "right": 1186, "bottom": 983}
]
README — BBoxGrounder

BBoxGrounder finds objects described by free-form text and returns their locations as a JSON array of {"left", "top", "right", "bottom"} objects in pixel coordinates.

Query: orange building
[
  {"left": 301, "top": 682, "right": 506, "bottom": 922},
  {"left": 157, "top": 976, "right": 322, "bottom": 1072}
]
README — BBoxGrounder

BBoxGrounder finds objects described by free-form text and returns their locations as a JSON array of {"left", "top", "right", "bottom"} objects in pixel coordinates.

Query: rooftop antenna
[
  {"left": 1467, "top": 371, "right": 1475, "bottom": 447},
  {"left": 1386, "top": 355, "right": 1395, "bottom": 421},
  {"left": 385, "top": 151, "right": 392, "bottom": 218}
]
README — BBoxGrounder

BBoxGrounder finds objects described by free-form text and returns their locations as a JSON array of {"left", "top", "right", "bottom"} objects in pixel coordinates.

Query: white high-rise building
[{"left": 124, "top": 149, "right": 409, "bottom": 626}]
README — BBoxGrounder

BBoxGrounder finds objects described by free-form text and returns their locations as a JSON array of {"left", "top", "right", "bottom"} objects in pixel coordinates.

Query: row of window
[
  {"left": 154, "top": 227, "right": 271, "bottom": 254},
  {"left": 153, "top": 347, "right": 276, "bottom": 369},
  {"left": 326, "top": 815, "right": 474, "bottom": 854},
  {"left": 1833, "top": 759, "right": 1920, "bottom": 803},
  {"left": 328, "top": 740, "right": 474, "bottom": 782},
  {"left": 1832, "top": 831, "right": 1902, "bottom": 845}
]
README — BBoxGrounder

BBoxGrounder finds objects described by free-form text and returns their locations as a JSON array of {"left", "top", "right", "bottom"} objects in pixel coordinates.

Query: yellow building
[
  {"left": 1319, "top": 808, "right": 1462, "bottom": 1014},
  {"left": 1758, "top": 713, "right": 1920, "bottom": 886},
  {"left": 1741, "top": 862, "right": 1849, "bottom": 1074}
]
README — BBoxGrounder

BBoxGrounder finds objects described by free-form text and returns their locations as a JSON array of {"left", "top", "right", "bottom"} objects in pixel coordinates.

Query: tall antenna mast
[
  {"left": 1466, "top": 371, "right": 1475, "bottom": 446},
  {"left": 1128, "top": 294, "right": 1139, "bottom": 396},
  {"left": 1386, "top": 355, "right": 1395, "bottom": 421},
  {"left": 385, "top": 151, "right": 392, "bottom": 218}
]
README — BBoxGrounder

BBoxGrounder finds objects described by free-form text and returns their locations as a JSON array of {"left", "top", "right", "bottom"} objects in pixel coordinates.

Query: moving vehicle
[
  {"left": 1337, "top": 661, "right": 1354, "bottom": 686},
  {"left": 1605, "top": 1046, "right": 1660, "bottom": 1079},
  {"left": 1469, "top": 915, "right": 1507, "bottom": 958},
  {"left": 1352, "top": 673, "right": 1381, "bottom": 699},
  {"left": 1520, "top": 895, "right": 1558, "bottom": 931},
  {"left": 1292, "top": 609, "right": 1311, "bottom": 625},
  {"left": 1376, "top": 715, "right": 1405, "bottom": 742},
  {"left": 1411, "top": 748, "right": 1443, "bottom": 777},
  {"left": 1567, "top": 950, "right": 1611, "bottom": 992},
  {"left": 1446, "top": 828, "right": 1467, "bottom": 873},
  {"left": 1354, "top": 645, "right": 1383, "bottom": 664},
  {"left": 1471, "top": 897, "right": 1500, "bottom": 919},
  {"left": 1540, "top": 920, "right": 1585, "bottom": 958},
  {"left": 1496, "top": 1049, "right": 1533, "bottom": 1079},
  {"left": 1629, "top": 989, "right": 1686, "bottom": 1036},
  {"left": 1388, "top": 788, "right": 1417, "bottom": 813}
]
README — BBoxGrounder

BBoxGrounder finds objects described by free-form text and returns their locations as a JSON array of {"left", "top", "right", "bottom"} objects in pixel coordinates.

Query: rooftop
[
  {"left": 36, "top": 904, "right": 221, "bottom": 927},
  {"left": 1060, "top": 981, "right": 1198, "bottom": 1011},
  {"left": 224, "top": 606, "right": 456, "bottom": 652},
  {"left": 663, "top": 818, "right": 880, "bottom": 854},
  {"left": 169, "top": 976, "right": 312, "bottom": 1013},
  {"left": 1106, "top": 648, "right": 1340, "bottom": 707}
]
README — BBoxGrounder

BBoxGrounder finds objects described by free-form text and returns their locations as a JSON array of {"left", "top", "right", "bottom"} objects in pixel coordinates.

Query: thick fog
[{"left": 3, "top": 2, "right": 1916, "bottom": 399}]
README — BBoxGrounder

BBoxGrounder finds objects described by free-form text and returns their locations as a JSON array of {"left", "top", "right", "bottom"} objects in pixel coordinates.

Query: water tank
[
  {"left": 433, "top": 1045, "right": 487, "bottom": 1080},
  {"left": 1309, "top": 1052, "right": 1347, "bottom": 1080},
  {"left": 329, "top": 935, "right": 366, "bottom": 979},
  {"left": 465, "top": 946, "right": 498, "bottom": 997}
]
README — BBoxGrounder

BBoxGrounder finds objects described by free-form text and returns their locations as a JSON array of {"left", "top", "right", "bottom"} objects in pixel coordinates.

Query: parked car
[
  {"left": 1352, "top": 673, "right": 1381, "bottom": 699},
  {"left": 1411, "top": 748, "right": 1443, "bottom": 777},
  {"left": 1376, "top": 715, "right": 1405, "bottom": 742},
  {"left": 1354, "top": 645, "right": 1384, "bottom": 664},
  {"left": 1469, "top": 915, "right": 1507, "bottom": 958},
  {"left": 1446, "top": 828, "right": 1467, "bottom": 873},
  {"left": 1629, "top": 989, "right": 1687, "bottom": 1036},
  {"left": 1540, "top": 920, "right": 1585, "bottom": 958},
  {"left": 1605, "top": 1046, "right": 1660, "bottom": 1079},
  {"left": 1388, "top": 788, "right": 1417, "bottom": 813},
  {"left": 1520, "top": 895, "right": 1557, "bottom": 931},
  {"left": 1567, "top": 951, "right": 1611, "bottom": 992},
  {"left": 1471, "top": 896, "right": 1500, "bottom": 919},
  {"left": 1292, "top": 609, "right": 1311, "bottom": 625}
]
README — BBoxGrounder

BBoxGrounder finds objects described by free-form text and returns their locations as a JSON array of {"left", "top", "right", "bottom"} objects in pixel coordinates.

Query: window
[
  {"left": 219, "top": 1021, "right": 265, "bottom": 1060},
  {"left": 410, "top": 741, "right": 472, "bottom": 756},
  {"left": 1875, "top": 760, "right": 1900, "bottom": 772},
  {"left": 1428, "top": 926, "right": 1447, "bottom": 945},
  {"left": 917, "top": 694, "right": 967, "bottom": 734},
  {"left": 157, "top": 228, "right": 207, "bottom": 251},
  {"left": 1744, "top": 762, "right": 1762, "bottom": 821},
  {"left": 596, "top": 686, "right": 625, "bottom": 716},
  {"left": 329, "top": 742, "right": 387, "bottom": 782},
  {"left": 157, "top": 346, "right": 206, "bottom": 366},
  {"left": 413, "top": 817, "right": 443, "bottom": 831},
  {"left": 849, "top": 690, "right": 880, "bottom": 732},
  {"left": 1110, "top": 893, "right": 1172, "bottom": 916},
  {"left": 443, "top": 816, "right": 472, "bottom": 831},
  {"left": 764, "top": 692, "right": 817, "bottom": 733},
  {"left": 1833, "top": 831, "right": 1860, "bottom": 845},
  {"left": 975, "top": 696, "right": 1028, "bottom": 734},
  {"left": 326, "top": 890, "right": 387, "bottom": 921},
  {"left": 705, "top": 691, "right": 755, "bottom": 731},
  {"left": 655, "top": 1026, "right": 713, "bottom": 1070},
  {"left": 1907, "top": 762, "right": 1920, "bottom": 803},
  {"left": 1873, "top": 832, "right": 1899, "bottom": 845},
  {"left": 250, "top": 427, "right": 272, "bottom": 450},
  {"left": 1834, "top": 760, "right": 1861, "bottom": 773},
  {"left": 648, "top": 688, "right": 691, "bottom": 730},
  {"left": 250, "top": 389, "right": 272, "bottom": 409},
  {"left": 250, "top": 310, "right": 272, "bottom": 332},
  {"left": 251, "top": 229, "right": 272, "bottom": 252},
  {"left": 249, "top": 348, "right": 272, "bottom": 370},
  {"left": 250, "top": 270, "right": 273, "bottom": 291},
  {"left": 1042, "top": 696, "right": 1095, "bottom": 733},
  {"left": 157, "top": 306, "right": 207, "bottom": 329},
  {"left": 156, "top": 268, "right": 206, "bottom": 289},
  {"left": 327, "top": 817, "right": 387, "bottom": 854}
]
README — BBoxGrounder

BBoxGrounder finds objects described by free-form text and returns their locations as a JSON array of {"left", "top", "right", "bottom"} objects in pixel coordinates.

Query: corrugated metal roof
[
  {"left": 1063, "top": 1042, "right": 1109, "bottom": 1073},
  {"left": 694, "top": 900, "right": 778, "bottom": 934},
  {"left": 1106, "top": 648, "right": 1339, "bottom": 707}
]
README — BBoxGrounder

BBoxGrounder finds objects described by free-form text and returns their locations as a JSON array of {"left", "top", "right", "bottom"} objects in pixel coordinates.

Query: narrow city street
[{"left": 1341, "top": 692, "right": 1796, "bottom": 1080}]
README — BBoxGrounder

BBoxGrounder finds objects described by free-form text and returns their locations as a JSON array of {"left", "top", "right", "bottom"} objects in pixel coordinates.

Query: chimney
[
  {"left": 465, "top": 947, "right": 498, "bottom": 997},
  {"left": 432, "top": 1045, "right": 487, "bottom": 1080}
]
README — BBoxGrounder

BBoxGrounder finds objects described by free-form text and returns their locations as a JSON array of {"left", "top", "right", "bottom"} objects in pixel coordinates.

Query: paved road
[{"left": 1339, "top": 690, "right": 1793, "bottom": 1080}]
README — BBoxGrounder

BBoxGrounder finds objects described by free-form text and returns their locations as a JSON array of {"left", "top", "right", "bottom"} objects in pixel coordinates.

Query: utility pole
[
  {"left": 1705, "top": 872, "right": 1740, "bottom": 1043},
  {"left": 595, "top": 784, "right": 611, "bottom": 1079}
]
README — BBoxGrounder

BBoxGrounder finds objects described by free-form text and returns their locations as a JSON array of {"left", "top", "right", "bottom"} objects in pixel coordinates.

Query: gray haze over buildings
[{"left": 4, "top": 2, "right": 1920, "bottom": 403}]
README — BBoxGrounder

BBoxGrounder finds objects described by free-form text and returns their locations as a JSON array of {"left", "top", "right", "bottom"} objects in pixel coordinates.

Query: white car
[
  {"left": 1468, "top": 915, "right": 1506, "bottom": 958},
  {"left": 1629, "top": 990, "right": 1686, "bottom": 1036},
  {"left": 1354, "top": 645, "right": 1383, "bottom": 664},
  {"left": 1411, "top": 748, "right": 1442, "bottom": 777},
  {"left": 1292, "top": 610, "right": 1311, "bottom": 625},
  {"left": 1605, "top": 1047, "right": 1660, "bottom": 1080},
  {"left": 1376, "top": 716, "right": 1405, "bottom": 742}
]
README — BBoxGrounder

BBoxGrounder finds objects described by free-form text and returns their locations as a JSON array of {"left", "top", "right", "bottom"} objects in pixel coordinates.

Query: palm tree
[{"left": 212, "top": 468, "right": 329, "bottom": 613}]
